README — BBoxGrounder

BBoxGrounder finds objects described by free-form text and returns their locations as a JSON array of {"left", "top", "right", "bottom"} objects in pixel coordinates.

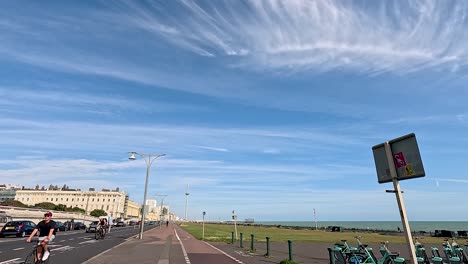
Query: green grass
[{"left": 179, "top": 223, "right": 447, "bottom": 244}]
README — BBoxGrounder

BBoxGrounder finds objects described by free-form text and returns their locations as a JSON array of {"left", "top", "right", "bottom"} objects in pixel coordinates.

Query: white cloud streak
[{"left": 122, "top": 0, "right": 468, "bottom": 74}]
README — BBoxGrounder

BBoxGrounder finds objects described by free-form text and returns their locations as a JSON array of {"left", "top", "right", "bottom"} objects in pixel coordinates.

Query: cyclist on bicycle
[
  {"left": 26, "top": 211, "right": 56, "bottom": 261},
  {"left": 98, "top": 217, "right": 108, "bottom": 236}
]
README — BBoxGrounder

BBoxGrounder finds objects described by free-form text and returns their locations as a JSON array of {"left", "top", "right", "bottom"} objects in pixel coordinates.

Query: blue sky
[{"left": 1, "top": 0, "right": 468, "bottom": 222}]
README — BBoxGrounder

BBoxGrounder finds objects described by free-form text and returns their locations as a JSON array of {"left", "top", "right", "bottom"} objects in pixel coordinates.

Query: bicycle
[
  {"left": 24, "top": 239, "right": 50, "bottom": 264},
  {"left": 413, "top": 237, "right": 433, "bottom": 264},
  {"left": 95, "top": 225, "right": 105, "bottom": 240},
  {"left": 378, "top": 241, "right": 406, "bottom": 264},
  {"left": 353, "top": 236, "right": 378, "bottom": 264}
]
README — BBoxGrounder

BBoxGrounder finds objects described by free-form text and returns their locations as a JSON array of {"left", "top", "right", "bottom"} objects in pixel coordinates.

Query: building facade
[
  {"left": 0, "top": 187, "right": 127, "bottom": 218},
  {"left": 124, "top": 199, "right": 141, "bottom": 219}
]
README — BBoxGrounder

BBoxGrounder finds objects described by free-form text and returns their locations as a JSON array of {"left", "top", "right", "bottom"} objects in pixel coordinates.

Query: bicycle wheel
[
  {"left": 24, "top": 249, "right": 37, "bottom": 264},
  {"left": 95, "top": 230, "right": 101, "bottom": 240}
]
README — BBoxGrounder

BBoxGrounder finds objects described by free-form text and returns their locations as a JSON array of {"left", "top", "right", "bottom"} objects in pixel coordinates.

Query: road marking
[
  {"left": 0, "top": 258, "right": 21, "bottom": 264},
  {"left": 79, "top": 240, "right": 98, "bottom": 244},
  {"left": 12, "top": 247, "right": 24, "bottom": 251},
  {"left": 53, "top": 246, "right": 74, "bottom": 252},
  {"left": 48, "top": 244, "right": 64, "bottom": 248},
  {"left": 205, "top": 242, "right": 245, "bottom": 264},
  {"left": 174, "top": 229, "right": 191, "bottom": 264}
]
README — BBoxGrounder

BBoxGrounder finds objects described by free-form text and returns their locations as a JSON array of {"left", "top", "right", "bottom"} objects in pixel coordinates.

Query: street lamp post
[
  {"left": 128, "top": 152, "right": 165, "bottom": 239},
  {"left": 155, "top": 194, "right": 167, "bottom": 229}
]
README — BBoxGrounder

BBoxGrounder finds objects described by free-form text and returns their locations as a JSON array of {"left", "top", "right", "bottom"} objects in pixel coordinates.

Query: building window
[
  {"left": 72, "top": 199, "right": 74, "bottom": 201},
  {"left": 92, "top": 198, "right": 94, "bottom": 202},
  {"left": 82, "top": 198, "right": 84, "bottom": 201},
  {"left": 113, "top": 199, "right": 115, "bottom": 202},
  {"left": 66, "top": 198, "right": 68, "bottom": 201},
  {"left": 108, "top": 199, "right": 110, "bottom": 202},
  {"left": 56, "top": 198, "right": 58, "bottom": 201},
  {"left": 97, "top": 199, "right": 99, "bottom": 202},
  {"left": 107, "top": 205, "right": 109, "bottom": 210}
]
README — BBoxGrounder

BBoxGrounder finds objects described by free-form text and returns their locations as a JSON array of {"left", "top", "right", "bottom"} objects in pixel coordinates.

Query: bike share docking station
[{"left": 372, "top": 133, "right": 426, "bottom": 264}]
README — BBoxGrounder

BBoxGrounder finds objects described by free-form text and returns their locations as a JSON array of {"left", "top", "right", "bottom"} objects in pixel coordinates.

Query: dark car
[
  {"left": 55, "top": 221, "right": 66, "bottom": 231},
  {"left": 0, "top": 220, "right": 36, "bottom": 237},
  {"left": 85, "top": 221, "right": 99, "bottom": 233},
  {"left": 73, "top": 222, "right": 86, "bottom": 230},
  {"left": 115, "top": 221, "right": 126, "bottom": 227}
]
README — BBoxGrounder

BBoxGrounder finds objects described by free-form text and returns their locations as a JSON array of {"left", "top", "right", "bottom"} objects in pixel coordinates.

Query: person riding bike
[
  {"left": 98, "top": 217, "right": 108, "bottom": 236},
  {"left": 26, "top": 211, "right": 56, "bottom": 261}
]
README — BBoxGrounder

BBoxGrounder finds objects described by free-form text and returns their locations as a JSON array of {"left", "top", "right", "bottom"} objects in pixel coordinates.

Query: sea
[{"left": 255, "top": 221, "right": 468, "bottom": 232}]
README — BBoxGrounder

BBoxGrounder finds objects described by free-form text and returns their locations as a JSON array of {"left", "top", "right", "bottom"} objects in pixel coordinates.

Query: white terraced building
[{"left": 0, "top": 187, "right": 127, "bottom": 218}]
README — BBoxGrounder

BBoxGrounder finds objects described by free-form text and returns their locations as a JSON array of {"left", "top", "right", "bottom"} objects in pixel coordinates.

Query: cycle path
[{"left": 82, "top": 223, "right": 243, "bottom": 264}]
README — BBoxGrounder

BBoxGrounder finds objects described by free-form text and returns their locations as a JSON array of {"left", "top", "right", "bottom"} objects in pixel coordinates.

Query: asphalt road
[{"left": 0, "top": 224, "right": 157, "bottom": 264}]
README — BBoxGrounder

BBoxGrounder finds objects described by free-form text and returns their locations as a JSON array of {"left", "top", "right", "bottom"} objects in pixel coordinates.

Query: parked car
[
  {"left": 73, "top": 222, "right": 86, "bottom": 230},
  {"left": 115, "top": 221, "right": 126, "bottom": 227},
  {"left": 55, "top": 221, "right": 66, "bottom": 232},
  {"left": 86, "top": 221, "right": 99, "bottom": 233},
  {"left": 0, "top": 220, "right": 36, "bottom": 237}
]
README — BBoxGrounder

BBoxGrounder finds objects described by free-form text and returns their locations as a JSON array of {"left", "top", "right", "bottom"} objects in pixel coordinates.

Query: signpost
[
  {"left": 202, "top": 211, "right": 206, "bottom": 240},
  {"left": 372, "top": 133, "right": 425, "bottom": 264},
  {"left": 232, "top": 210, "right": 238, "bottom": 240}
]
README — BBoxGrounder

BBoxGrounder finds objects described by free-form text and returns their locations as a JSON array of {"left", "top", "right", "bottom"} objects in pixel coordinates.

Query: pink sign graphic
[{"left": 393, "top": 152, "right": 407, "bottom": 168}]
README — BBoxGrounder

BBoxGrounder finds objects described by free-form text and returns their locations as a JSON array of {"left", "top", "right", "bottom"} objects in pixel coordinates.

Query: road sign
[
  {"left": 203, "top": 211, "right": 206, "bottom": 216},
  {"left": 372, "top": 133, "right": 425, "bottom": 184}
]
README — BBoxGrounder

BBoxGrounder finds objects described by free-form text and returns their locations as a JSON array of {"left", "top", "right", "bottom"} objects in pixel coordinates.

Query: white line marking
[
  {"left": 79, "top": 240, "right": 98, "bottom": 244},
  {"left": 0, "top": 258, "right": 21, "bottom": 264},
  {"left": 204, "top": 242, "right": 245, "bottom": 264},
  {"left": 53, "top": 245, "right": 74, "bottom": 252},
  {"left": 12, "top": 247, "right": 24, "bottom": 251},
  {"left": 174, "top": 229, "right": 191, "bottom": 264}
]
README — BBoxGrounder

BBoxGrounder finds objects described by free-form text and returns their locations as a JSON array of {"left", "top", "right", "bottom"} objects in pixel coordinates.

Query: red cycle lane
[{"left": 174, "top": 224, "right": 243, "bottom": 264}]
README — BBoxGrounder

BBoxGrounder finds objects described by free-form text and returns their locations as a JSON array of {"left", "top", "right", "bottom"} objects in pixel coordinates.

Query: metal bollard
[
  {"left": 240, "top": 233, "right": 243, "bottom": 248},
  {"left": 250, "top": 234, "right": 254, "bottom": 251},
  {"left": 288, "top": 240, "right": 293, "bottom": 261},
  {"left": 266, "top": 236, "right": 270, "bottom": 257},
  {"left": 231, "top": 232, "right": 234, "bottom": 244}
]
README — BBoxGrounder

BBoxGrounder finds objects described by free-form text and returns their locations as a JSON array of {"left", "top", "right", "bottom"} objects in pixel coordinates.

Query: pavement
[{"left": 81, "top": 223, "right": 417, "bottom": 264}]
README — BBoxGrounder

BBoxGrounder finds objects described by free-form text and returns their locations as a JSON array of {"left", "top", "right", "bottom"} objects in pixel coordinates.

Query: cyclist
[
  {"left": 26, "top": 211, "right": 56, "bottom": 261},
  {"left": 98, "top": 217, "right": 108, "bottom": 236}
]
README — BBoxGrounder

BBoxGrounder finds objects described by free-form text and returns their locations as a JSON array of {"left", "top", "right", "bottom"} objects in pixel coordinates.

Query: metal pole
[
  {"left": 159, "top": 197, "right": 165, "bottom": 229},
  {"left": 202, "top": 213, "right": 205, "bottom": 240},
  {"left": 139, "top": 160, "right": 150, "bottom": 239},
  {"left": 314, "top": 208, "right": 318, "bottom": 230},
  {"left": 233, "top": 211, "right": 238, "bottom": 240},
  {"left": 185, "top": 184, "right": 189, "bottom": 221},
  {"left": 384, "top": 142, "right": 417, "bottom": 264},
  {"left": 250, "top": 234, "right": 254, "bottom": 251},
  {"left": 266, "top": 237, "right": 270, "bottom": 257},
  {"left": 288, "top": 240, "right": 293, "bottom": 261}
]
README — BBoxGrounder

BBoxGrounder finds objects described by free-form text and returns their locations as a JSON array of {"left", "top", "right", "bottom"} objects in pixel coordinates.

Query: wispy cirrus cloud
[
  {"left": 0, "top": 86, "right": 208, "bottom": 115},
  {"left": 122, "top": 0, "right": 468, "bottom": 74}
]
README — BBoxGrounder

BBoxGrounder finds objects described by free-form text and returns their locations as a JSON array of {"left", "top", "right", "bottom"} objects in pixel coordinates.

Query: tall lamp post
[
  {"left": 155, "top": 194, "right": 167, "bottom": 229},
  {"left": 128, "top": 152, "right": 166, "bottom": 239}
]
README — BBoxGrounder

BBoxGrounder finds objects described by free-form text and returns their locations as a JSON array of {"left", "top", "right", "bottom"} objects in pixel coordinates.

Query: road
[{"left": 0, "top": 224, "right": 157, "bottom": 264}]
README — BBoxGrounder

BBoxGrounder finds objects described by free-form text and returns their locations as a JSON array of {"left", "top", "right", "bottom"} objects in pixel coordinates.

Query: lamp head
[{"left": 128, "top": 152, "right": 136, "bottom": 160}]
